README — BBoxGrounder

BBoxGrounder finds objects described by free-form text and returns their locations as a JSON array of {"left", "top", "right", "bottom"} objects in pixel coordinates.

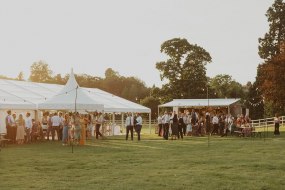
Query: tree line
[{"left": 1, "top": 0, "right": 284, "bottom": 119}]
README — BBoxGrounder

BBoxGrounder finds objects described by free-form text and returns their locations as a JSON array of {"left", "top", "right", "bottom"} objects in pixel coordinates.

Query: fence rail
[{"left": 251, "top": 116, "right": 285, "bottom": 129}]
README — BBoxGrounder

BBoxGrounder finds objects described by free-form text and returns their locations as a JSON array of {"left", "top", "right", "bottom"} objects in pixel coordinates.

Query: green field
[{"left": 1, "top": 129, "right": 285, "bottom": 190}]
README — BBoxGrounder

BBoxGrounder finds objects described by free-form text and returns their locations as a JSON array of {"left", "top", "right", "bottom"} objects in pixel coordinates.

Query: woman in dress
[
  {"left": 186, "top": 111, "right": 192, "bottom": 136},
  {"left": 62, "top": 113, "right": 70, "bottom": 146},
  {"left": 16, "top": 114, "right": 25, "bottom": 144},
  {"left": 274, "top": 113, "right": 280, "bottom": 136},
  {"left": 86, "top": 114, "right": 92, "bottom": 140},
  {"left": 73, "top": 112, "right": 81, "bottom": 145}
]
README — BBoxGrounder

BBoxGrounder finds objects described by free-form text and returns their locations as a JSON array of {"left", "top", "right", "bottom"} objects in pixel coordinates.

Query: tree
[
  {"left": 140, "top": 96, "right": 161, "bottom": 119},
  {"left": 120, "top": 76, "right": 150, "bottom": 102},
  {"left": 105, "top": 68, "right": 119, "bottom": 79},
  {"left": 52, "top": 74, "right": 65, "bottom": 85},
  {"left": 16, "top": 71, "right": 24, "bottom": 81},
  {"left": 156, "top": 38, "right": 212, "bottom": 100},
  {"left": 256, "top": 54, "right": 285, "bottom": 115},
  {"left": 258, "top": 0, "right": 285, "bottom": 60},
  {"left": 244, "top": 82, "right": 264, "bottom": 119},
  {"left": 0, "top": 75, "right": 14, "bottom": 80},
  {"left": 209, "top": 74, "right": 245, "bottom": 99},
  {"left": 255, "top": 0, "right": 285, "bottom": 117},
  {"left": 29, "top": 61, "right": 52, "bottom": 83}
]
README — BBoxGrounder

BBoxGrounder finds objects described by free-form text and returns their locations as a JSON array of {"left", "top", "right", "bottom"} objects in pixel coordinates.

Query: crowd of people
[
  {"left": 157, "top": 109, "right": 261, "bottom": 139},
  {"left": 4, "top": 110, "right": 107, "bottom": 146},
  {"left": 4, "top": 108, "right": 281, "bottom": 145}
]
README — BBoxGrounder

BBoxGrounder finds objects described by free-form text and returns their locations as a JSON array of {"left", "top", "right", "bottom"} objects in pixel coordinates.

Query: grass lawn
[{"left": 1, "top": 128, "right": 285, "bottom": 190}]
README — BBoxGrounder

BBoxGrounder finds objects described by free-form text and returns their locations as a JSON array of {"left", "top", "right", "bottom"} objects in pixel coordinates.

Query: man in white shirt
[
  {"left": 51, "top": 112, "right": 61, "bottom": 141},
  {"left": 211, "top": 113, "right": 219, "bottom": 135},
  {"left": 135, "top": 113, "right": 143, "bottom": 141},
  {"left": 125, "top": 113, "right": 134, "bottom": 140},
  {"left": 163, "top": 111, "right": 170, "bottom": 140},
  {"left": 25, "top": 112, "right": 33, "bottom": 143}
]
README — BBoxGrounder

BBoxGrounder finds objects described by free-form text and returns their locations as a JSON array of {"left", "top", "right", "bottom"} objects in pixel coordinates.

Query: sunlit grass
[{"left": 0, "top": 131, "right": 285, "bottom": 190}]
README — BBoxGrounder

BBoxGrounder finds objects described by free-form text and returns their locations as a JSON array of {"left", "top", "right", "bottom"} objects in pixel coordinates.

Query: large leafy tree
[
  {"left": 258, "top": 0, "right": 285, "bottom": 60},
  {"left": 256, "top": 0, "right": 285, "bottom": 116},
  {"left": 29, "top": 61, "right": 52, "bottom": 83},
  {"left": 209, "top": 74, "right": 245, "bottom": 99},
  {"left": 156, "top": 38, "right": 212, "bottom": 100},
  {"left": 256, "top": 54, "right": 285, "bottom": 115}
]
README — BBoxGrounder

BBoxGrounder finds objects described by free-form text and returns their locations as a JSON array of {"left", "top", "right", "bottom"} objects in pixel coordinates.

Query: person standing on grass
[
  {"left": 186, "top": 111, "right": 192, "bottom": 136},
  {"left": 162, "top": 111, "right": 170, "bottom": 140},
  {"left": 10, "top": 113, "right": 17, "bottom": 144},
  {"left": 219, "top": 114, "right": 225, "bottom": 136},
  {"left": 182, "top": 111, "right": 187, "bottom": 136},
  {"left": 178, "top": 112, "right": 184, "bottom": 140},
  {"left": 31, "top": 119, "right": 41, "bottom": 142},
  {"left": 41, "top": 112, "right": 48, "bottom": 140},
  {"left": 205, "top": 112, "right": 211, "bottom": 135},
  {"left": 16, "top": 114, "right": 25, "bottom": 144},
  {"left": 47, "top": 113, "right": 53, "bottom": 141},
  {"left": 222, "top": 114, "right": 233, "bottom": 137},
  {"left": 125, "top": 113, "right": 134, "bottom": 141},
  {"left": 25, "top": 112, "right": 33, "bottom": 143},
  {"left": 62, "top": 113, "right": 70, "bottom": 146},
  {"left": 58, "top": 112, "right": 64, "bottom": 141},
  {"left": 86, "top": 114, "right": 92, "bottom": 140},
  {"left": 92, "top": 112, "right": 98, "bottom": 137},
  {"left": 157, "top": 114, "right": 163, "bottom": 137},
  {"left": 211, "top": 113, "right": 219, "bottom": 135},
  {"left": 51, "top": 112, "right": 61, "bottom": 141},
  {"left": 73, "top": 112, "right": 81, "bottom": 145},
  {"left": 274, "top": 114, "right": 281, "bottom": 136},
  {"left": 135, "top": 113, "right": 143, "bottom": 141},
  {"left": 5, "top": 110, "right": 13, "bottom": 141},
  {"left": 95, "top": 112, "right": 104, "bottom": 139}
]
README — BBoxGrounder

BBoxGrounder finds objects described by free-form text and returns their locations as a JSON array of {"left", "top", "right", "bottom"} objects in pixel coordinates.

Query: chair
[{"left": 0, "top": 133, "right": 10, "bottom": 147}]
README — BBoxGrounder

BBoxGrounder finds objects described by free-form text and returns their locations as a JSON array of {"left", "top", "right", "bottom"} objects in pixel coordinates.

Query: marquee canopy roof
[
  {"left": 38, "top": 70, "right": 104, "bottom": 111},
  {"left": 0, "top": 74, "right": 150, "bottom": 113},
  {"left": 159, "top": 99, "right": 240, "bottom": 108}
]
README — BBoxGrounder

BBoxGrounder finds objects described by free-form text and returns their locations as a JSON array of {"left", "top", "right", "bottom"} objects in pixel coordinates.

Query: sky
[{"left": 0, "top": 0, "right": 274, "bottom": 87}]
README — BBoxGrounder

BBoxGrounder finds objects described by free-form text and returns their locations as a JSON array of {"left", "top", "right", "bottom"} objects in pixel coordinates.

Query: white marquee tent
[
  {"left": 158, "top": 98, "right": 242, "bottom": 116},
  {"left": 159, "top": 99, "right": 241, "bottom": 108},
  {"left": 0, "top": 72, "right": 151, "bottom": 133},
  {"left": 38, "top": 70, "right": 104, "bottom": 111}
]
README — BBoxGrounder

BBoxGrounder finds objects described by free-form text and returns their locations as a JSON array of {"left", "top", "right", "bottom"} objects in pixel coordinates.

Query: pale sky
[{"left": 0, "top": 0, "right": 273, "bottom": 87}]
